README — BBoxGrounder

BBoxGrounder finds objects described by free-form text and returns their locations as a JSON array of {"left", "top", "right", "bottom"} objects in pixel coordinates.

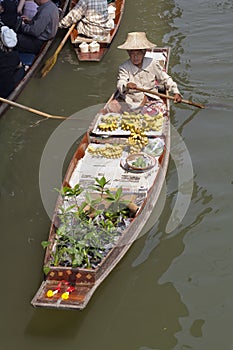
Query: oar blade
[
  {"left": 41, "top": 53, "right": 57, "bottom": 78},
  {"left": 40, "top": 25, "right": 76, "bottom": 78}
]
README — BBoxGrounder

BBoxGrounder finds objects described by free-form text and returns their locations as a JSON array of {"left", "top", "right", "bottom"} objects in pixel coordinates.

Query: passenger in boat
[
  {"left": 17, "top": 0, "right": 38, "bottom": 20},
  {"left": 106, "top": 32, "right": 182, "bottom": 113},
  {"left": 0, "top": 25, "right": 25, "bottom": 98},
  {"left": 0, "top": 0, "right": 22, "bottom": 31},
  {"left": 15, "top": 0, "right": 59, "bottom": 54},
  {"left": 59, "top": 0, "right": 111, "bottom": 39}
]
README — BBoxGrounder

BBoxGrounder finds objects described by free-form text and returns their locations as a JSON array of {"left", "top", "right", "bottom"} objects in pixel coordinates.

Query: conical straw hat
[{"left": 118, "top": 32, "right": 156, "bottom": 50}]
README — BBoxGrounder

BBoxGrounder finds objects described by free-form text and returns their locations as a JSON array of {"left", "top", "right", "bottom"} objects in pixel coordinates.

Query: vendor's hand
[
  {"left": 174, "top": 93, "right": 182, "bottom": 103},
  {"left": 127, "top": 82, "right": 137, "bottom": 90}
]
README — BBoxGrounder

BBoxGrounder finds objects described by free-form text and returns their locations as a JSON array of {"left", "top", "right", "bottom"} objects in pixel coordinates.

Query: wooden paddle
[
  {"left": 134, "top": 87, "right": 205, "bottom": 109},
  {"left": 41, "top": 23, "right": 76, "bottom": 78},
  {"left": 0, "top": 96, "right": 67, "bottom": 119}
]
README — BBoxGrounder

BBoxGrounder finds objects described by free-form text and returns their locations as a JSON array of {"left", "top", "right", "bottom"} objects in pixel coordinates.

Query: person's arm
[
  {"left": 59, "top": 1, "right": 85, "bottom": 28},
  {"left": 154, "top": 61, "right": 182, "bottom": 102},
  {"left": 21, "top": 3, "right": 57, "bottom": 37},
  {"left": 21, "top": 15, "right": 48, "bottom": 36},
  {"left": 17, "top": 0, "right": 25, "bottom": 14},
  {"left": 117, "top": 63, "right": 132, "bottom": 94}
]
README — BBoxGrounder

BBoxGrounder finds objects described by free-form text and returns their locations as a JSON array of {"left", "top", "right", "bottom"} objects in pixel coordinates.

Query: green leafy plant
[
  {"left": 57, "top": 183, "right": 83, "bottom": 198},
  {"left": 55, "top": 183, "right": 83, "bottom": 206},
  {"left": 43, "top": 177, "right": 134, "bottom": 270},
  {"left": 90, "top": 176, "right": 110, "bottom": 197}
]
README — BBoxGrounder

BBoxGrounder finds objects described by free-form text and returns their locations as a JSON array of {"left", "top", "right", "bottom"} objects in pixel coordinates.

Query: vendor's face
[{"left": 127, "top": 49, "right": 146, "bottom": 67}]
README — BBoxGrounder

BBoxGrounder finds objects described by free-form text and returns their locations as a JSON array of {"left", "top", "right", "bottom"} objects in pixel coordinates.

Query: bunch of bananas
[
  {"left": 101, "top": 115, "right": 120, "bottom": 123},
  {"left": 98, "top": 121, "right": 118, "bottom": 132},
  {"left": 87, "top": 144, "right": 124, "bottom": 158},
  {"left": 122, "top": 112, "right": 141, "bottom": 121},
  {"left": 121, "top": 120, "right": 140, "bottom": 131},
  {"left": 121, "top": 112, "right": 141, "bottom": 131},
  {"left": 127, "top": 127, "right": 148, "bottom": 154},
  {"left": 98, "top": 114, "right": 120, "bottom": 132},
  {"left": 142, "top": 112, "right": 164, "bottom": 131}
]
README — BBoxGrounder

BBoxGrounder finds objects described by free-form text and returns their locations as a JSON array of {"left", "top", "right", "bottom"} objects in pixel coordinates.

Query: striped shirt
[{"left": 59, "top": 0, "right": 110, "bottom": 38}]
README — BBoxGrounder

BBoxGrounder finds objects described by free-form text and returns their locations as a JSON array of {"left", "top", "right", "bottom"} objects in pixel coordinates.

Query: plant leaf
[
  {"left": 43, "top": 265, "right": 50, "bottom": 275},
  {"left": 41, "top": 241, "right": 50, "bottom": 249}
]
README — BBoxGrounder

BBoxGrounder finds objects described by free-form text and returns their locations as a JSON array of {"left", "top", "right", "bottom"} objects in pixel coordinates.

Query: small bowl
[{"left": 126, "top": 153, "right": 156, "bottom": 171}]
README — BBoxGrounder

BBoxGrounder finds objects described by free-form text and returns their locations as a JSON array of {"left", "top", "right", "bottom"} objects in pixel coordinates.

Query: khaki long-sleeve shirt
[{"left": 117, "top": 57, "right": 181, "bottom": 106}]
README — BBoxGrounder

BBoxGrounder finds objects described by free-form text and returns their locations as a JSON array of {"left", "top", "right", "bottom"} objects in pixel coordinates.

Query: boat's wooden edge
[{"left": 31, "top": 281, "right": 92, "bottom": 310}]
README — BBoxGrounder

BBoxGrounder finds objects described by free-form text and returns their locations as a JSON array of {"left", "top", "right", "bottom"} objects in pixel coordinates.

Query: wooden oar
[
  {"left": 134, "top": 87, "right": 205, "bottom": 109},
  {"left": 41, "top": 23, "right": 76, "bottom": 78},
  {"left": 0, "top": 96, "right": 67, "bottom": 119}
]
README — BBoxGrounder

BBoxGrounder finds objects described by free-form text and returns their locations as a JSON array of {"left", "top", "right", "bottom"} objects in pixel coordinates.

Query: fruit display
[
  {"left": 94, "top": 111, "right": 164, "bottom": 135},
  {"left": 142, "top": 112, "right": 164, "bottom": 131},
  {"left": 97, "top": 114, "right": 120, "bottom": 132},
  {"left": 89, "top": 111, "right": 166, "bottom": 159},
  {"left": 87, "top": 143, "right": 124, "bottom": 158},
  {"left": 127, "top": 127, "right": 148, "bottom": 154},
  {"left": 120, "top": 112, "right": 141, "bottom": 131},
  {"left": 121, "top": 111, "right": 163, "bottom": 132}
]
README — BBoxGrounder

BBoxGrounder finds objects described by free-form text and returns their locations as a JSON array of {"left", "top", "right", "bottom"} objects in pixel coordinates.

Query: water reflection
[
  {"left": 132, "top": 162, "right": 214, "bottom": 349},
  {"left": 132, "top": 174, "right": 213, "bottom": 265}
]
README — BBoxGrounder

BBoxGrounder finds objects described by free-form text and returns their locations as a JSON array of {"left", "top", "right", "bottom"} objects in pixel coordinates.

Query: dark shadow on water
[{"left": 24, "top": 307, "right": 87, "bottom": 339}]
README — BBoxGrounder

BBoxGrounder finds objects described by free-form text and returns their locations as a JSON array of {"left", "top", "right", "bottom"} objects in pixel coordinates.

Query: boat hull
[
  {"left": 70, "top": 0, "right": 125, "bottom": 62},
  {"left": 31, "top": 47, "right": 171, "bottom": 310}
]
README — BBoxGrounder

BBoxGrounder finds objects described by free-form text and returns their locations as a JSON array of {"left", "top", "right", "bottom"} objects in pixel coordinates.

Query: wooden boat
[
  {"left": 0, "top": 0, "right": 70, "bottom": 118},
  {"left": 69, "top": 0, "right": 125, "bottom": 61},
  {"left": 31, "top": 47, "right": 171, "bottom": 310}
]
